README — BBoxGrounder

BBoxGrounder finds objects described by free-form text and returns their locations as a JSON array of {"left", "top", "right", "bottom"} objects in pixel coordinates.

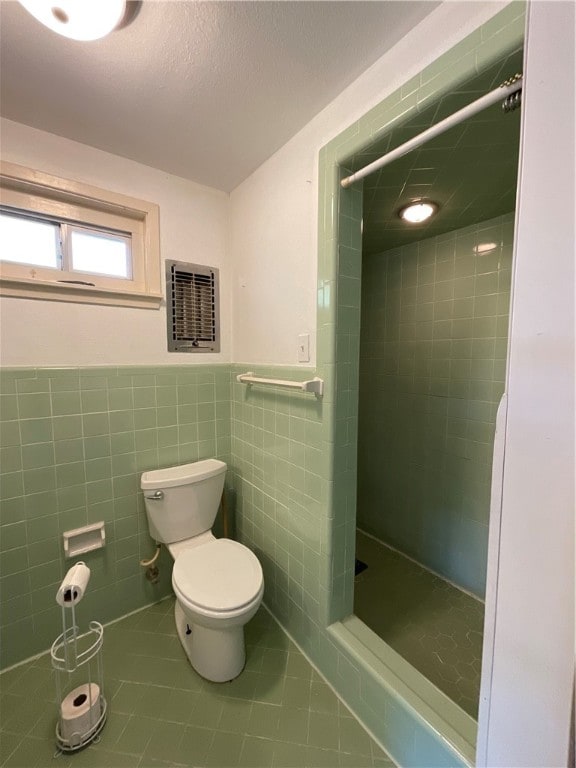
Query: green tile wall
[
  {"left": 230, "top": 366, "right": 331, "bottom": 630},
  {"left": 358, "top": 213, "right": 514, "bottom": 598},
  {"left": 0, "top": 365, "right": 231, "bottom": 669}
]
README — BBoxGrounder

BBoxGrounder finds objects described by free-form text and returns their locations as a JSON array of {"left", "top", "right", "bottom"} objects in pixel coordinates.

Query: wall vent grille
[{"left": 166, "top": 260, "right": 220, "bottom": 352}]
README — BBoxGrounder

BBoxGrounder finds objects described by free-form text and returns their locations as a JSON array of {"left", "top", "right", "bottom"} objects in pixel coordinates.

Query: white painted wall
[
  {"left": 229, "top": 1, "right": 509, "bottom": 366},
  {"left": 477, "top": 2, "right": 575, "bottom": 765},
  {"left": 0, "top": 118, "right": 230, "bottom": 367},
  {"left": 1, "top": 2, "right": 509, "bottom": 370}
]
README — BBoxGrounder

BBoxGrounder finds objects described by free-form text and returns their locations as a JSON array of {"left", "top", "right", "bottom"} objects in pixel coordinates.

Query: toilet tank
[{"left": 141, "top": 459, "right": 226, "bottom": 544}]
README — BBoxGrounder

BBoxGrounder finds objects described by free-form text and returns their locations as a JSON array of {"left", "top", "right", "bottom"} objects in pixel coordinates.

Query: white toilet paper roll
[
  {"left": 56, "top": 562, "right": 91, "bottom": 608},
  {"left": 60, "top": 683, "right": 101, "bottom": 745}
]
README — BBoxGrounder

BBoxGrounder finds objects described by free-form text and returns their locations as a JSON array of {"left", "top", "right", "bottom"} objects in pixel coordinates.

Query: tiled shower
[
  {"left": 354, "top": 214, "right": 515, "bottom": 717},
  {"left": 358, "top": 213, "right": 515, "bottom": 599},
  {"left": 319, "top": 2, "right": 525, "bottom": 747}
]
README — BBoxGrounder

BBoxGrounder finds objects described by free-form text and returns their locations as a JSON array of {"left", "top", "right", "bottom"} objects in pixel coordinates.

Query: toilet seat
[{"left": 172, "top": 539, "right": 263, "bottom": 614}]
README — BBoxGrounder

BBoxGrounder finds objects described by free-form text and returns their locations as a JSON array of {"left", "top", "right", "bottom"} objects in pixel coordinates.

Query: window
[
  {"left": 0, "top": 162, "right": 161, "bottom": 308},
  {"left": 69, "top": 226, "right": 131, "bottom": 278},
  {"left": 0, "top": 209, "right": 132, "bottom": 279},
  {"left": 0, "top": 212, "right": 60, "bottom": 268}
]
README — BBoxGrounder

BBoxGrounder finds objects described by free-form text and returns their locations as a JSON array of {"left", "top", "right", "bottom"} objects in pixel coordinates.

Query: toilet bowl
[
  {"left": 171, "top": 536, "right": 264, "bottom": 682},
  {"left": 140, "top": 460, "right": 264, "bottom": 682}
]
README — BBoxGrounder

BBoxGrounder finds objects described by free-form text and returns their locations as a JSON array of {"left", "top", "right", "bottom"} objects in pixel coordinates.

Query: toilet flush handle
[{"left": 144, "top": 490, "right": 164, "bottom": 501}]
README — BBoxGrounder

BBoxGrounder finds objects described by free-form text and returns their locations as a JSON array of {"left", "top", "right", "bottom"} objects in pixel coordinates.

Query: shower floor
[{"left": 354, "top": 530, "right": 484, "bottom": 719}]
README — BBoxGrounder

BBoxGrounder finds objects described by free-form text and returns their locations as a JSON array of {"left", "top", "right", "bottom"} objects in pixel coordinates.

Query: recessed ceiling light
[
  {"left": 398, "top": 200, "right": 439, "bottom": 224},
  {"left": 19, "top": 0, "right": 127, "bottom": 41}
]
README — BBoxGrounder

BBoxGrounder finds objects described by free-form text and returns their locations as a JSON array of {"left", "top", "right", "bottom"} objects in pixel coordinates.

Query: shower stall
[{"left": 350, "top": 48, "right": 523, "bottom": 720}]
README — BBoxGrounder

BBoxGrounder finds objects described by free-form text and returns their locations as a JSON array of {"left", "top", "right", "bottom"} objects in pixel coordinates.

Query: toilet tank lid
[{"left": 141, "top": 459, "right": 226, "bottom": 490}]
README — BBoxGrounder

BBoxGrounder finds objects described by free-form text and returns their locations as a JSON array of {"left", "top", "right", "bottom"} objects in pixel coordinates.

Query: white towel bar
[{"left": 236, "top": 372, "right": 323, "bottom": 396}]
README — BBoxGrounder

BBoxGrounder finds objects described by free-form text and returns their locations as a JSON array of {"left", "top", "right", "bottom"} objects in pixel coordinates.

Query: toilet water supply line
[
  {"left": 140, "top": 545, "right": 161, "bottom": 568},
  {"left": 139, "top": 489, "right": 231, "bottom": 570},
  {"left": 140, "top": 544, "right": 161, "bottom": 583}
]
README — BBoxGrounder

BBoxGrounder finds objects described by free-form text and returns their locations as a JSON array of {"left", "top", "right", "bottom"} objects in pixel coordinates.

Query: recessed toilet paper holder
[{"left": 63, "top": 522, "right": 105, "bottom": 558}]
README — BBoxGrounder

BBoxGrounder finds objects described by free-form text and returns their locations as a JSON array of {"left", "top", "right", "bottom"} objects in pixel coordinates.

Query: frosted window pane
[
  {"left": 71, "top": 230, "right": 131, "bottom": 278},
  {"left": 0, "top": 213, "right": 59, "bottom": 268}
]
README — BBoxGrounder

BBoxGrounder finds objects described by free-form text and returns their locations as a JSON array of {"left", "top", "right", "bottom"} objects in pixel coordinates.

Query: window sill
[{"left": 0, "top": 275, "right": 163, "bottom": 309}]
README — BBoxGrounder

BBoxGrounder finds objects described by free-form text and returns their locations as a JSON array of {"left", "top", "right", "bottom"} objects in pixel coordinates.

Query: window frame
[{"left": 0, "top": 161, "right": 162, "bottom": 308}]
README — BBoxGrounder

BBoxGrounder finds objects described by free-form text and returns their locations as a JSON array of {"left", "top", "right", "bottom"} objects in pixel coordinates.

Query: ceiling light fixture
[
  {"left": 19, "top": 0, "right": 129, "bottom": 41},
  {"left": 398, "top": 200, "right": 439, "bottom": 224}
]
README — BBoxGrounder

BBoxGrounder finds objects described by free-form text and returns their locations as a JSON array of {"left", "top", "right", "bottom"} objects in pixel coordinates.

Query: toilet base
[{"left": 174, "top": 601, "right": 246, "bottom": 683}]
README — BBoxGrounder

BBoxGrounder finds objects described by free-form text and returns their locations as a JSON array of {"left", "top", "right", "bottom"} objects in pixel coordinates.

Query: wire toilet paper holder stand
[{"left": 51, "top": 566, "right": 107, "bottom": 752}]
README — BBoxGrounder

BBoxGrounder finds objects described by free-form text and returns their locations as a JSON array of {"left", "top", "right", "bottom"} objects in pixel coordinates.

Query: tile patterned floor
[
  {"left": 0, "top": 598, "right": 395, "bottom": 767},
  {"left": 354, "top": 531, "right": 484, "bottom": 719}
]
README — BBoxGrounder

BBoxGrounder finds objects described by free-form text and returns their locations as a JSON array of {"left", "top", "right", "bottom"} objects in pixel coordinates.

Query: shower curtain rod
[{"left": 340, "top": 75, "right": 523, "bottom": 188}]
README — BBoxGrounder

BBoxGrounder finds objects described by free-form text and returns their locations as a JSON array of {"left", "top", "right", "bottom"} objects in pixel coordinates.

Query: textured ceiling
[
  {"left": 355, "top": 48, "right": 523, "bottom": 254},
  {"left": 0, "top": 0, "right": 438, "bottom": 192}
]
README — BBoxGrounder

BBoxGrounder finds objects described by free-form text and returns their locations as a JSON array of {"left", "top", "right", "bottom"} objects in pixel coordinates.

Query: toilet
[{"left": 140, "top": 459, "right": 264, "bottom": 682}]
